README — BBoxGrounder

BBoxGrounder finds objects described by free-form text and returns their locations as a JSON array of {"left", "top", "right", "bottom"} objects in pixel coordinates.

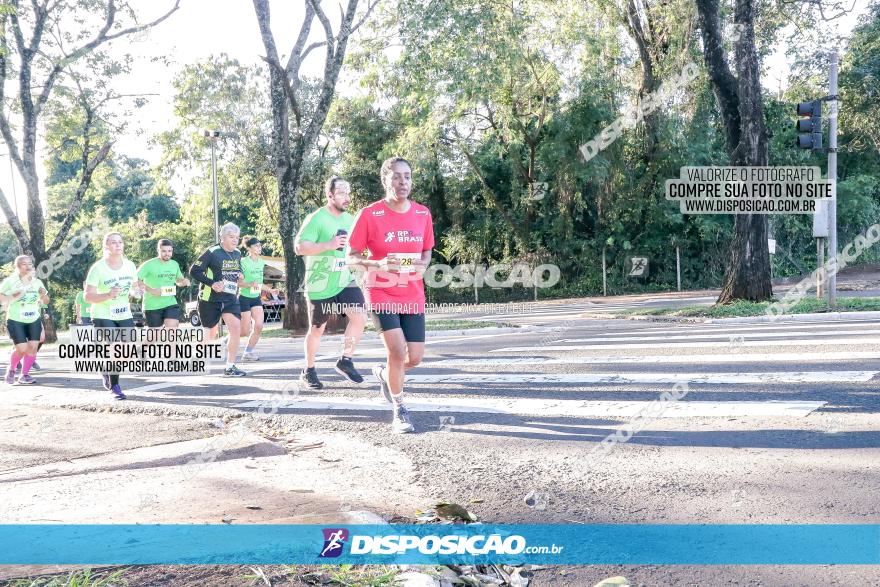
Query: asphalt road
[{"left": 4, "top": 297, "right": 880, "bottom": 586}]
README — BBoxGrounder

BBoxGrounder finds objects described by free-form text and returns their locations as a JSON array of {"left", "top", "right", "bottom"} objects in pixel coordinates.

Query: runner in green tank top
[
  {"left": 0, "top": 255, "right": 50, "bottom": 385},
  {"left": 85, "top": 232, "right": 142, "bottom": 400},
  {"left": 238, "top": 236, "right": 279, "bottom": 362}
]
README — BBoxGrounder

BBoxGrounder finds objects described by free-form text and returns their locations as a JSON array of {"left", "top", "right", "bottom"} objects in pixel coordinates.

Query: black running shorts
[
  {"left": 372, "top": 312, "right": 425, "bottom": 343},
  {"left": 308, "top": 287, "right": 366, "bottom": 328},
  {"left": 198, "top": 299, "right": 241, "bottom": 329},
  {"left": 6, "top": 319, "right": 42, "bottom": 345},
  {"left": 145, "top": 305, "right": 181, "bottom": 327}
]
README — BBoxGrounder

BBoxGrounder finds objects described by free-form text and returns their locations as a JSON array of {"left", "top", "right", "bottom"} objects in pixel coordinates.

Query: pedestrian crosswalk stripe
[
  {"left": 560, "top": 328, "right": 880, "bottom": 343},
  {"left": 397, "top": 371, "right": 876, "bottom": 384},
  {"left": 493, "top": 337, "right": 880, "bottom": 352},
  {"left": 592, "top": 321, "right": 880, "bottom": 337},
  {"left": 425, "top": 352, "right": 880, "bottom": 366},
  {"left": 232, "top": 396, "right": 826, "bottom": 418}
]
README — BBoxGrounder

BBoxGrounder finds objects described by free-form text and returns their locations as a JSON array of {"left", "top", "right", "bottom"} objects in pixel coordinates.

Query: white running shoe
[{"left": 391, "top": 402, "right": 415, "bottom": 434}]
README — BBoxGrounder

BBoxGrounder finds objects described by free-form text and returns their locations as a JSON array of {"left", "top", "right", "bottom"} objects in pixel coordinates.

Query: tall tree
[
  {"left": 696, "top": 0, "right": 772, "bottom": 302},
  {"left": 252, "top": 0, "right": 377, "bottom": 331},
  {"left": 0, "top": 0, "right": 179, "bottom": 258},
  {"left": 0, "top": 0, "right": 179, "bottom": 339}
]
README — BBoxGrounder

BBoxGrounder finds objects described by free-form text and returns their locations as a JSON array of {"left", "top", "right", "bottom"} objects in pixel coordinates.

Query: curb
[
  {"left": 580, "top": 310, "right": 880, "bottom": 324},
  {"left": 579, "top": 312, "right": 706, "bottom": 323},
  {"left": 705, "top": 310, "right": 880, "bottom": 324}
]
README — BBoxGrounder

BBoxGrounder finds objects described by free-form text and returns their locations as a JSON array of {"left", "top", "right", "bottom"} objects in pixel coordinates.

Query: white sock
[{"left": 225, "top": 362, "right": 234, "bottom": 370}]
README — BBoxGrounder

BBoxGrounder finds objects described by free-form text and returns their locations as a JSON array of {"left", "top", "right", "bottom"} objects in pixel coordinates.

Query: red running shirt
[{"left": 348, "top": 199, "right": 435, "bottom": 314}]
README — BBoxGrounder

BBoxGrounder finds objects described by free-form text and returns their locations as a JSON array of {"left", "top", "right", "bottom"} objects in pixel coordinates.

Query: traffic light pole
[{"left": 827, "top": 51, "right": 839, "bottom": 307}]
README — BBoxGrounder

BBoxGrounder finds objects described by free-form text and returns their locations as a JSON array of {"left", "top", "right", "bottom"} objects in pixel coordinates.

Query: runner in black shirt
[{"left": 190, "top": 223, "right": 247, "bottom": 377}]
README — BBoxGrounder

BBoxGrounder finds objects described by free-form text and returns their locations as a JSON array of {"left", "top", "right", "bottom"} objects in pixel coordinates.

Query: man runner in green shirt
[
  {"left": 137, "top": 239, "right": 191, "bottom": 328},
  {"left": 294, "top": 176, "right": 367, "bottom": 389},
  {"left": 74, "top": 285, "right": 92, "bottom": 325}
]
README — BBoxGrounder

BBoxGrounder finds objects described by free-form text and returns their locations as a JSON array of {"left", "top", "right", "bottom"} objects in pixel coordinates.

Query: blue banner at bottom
[{"left": 1, "top": 524, "right": 878, "bottom": 565}]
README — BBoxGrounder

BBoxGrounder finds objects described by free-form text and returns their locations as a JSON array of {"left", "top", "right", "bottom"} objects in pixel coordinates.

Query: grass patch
[
  {"left": 619, "top": 296, "right": 880, "bottom": 318},
  {"left": 284, "top": 564, "right": 399, "bottom": 586},
  {"left": 8, "top": 568, "right": 128, "bottom": 587}
]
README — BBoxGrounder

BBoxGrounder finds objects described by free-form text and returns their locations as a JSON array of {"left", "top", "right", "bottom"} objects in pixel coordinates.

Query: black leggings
[{"left": 93, "top": 318, "right": 135, "bottom": 386}]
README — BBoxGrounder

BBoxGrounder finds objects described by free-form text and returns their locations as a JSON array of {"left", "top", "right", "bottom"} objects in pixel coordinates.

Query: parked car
[
  {"left": 184, "top": 301, "right": 201, "bottom": 327},
  {"left": 131, "top": 302, "right": 145, "bottom": 328}
]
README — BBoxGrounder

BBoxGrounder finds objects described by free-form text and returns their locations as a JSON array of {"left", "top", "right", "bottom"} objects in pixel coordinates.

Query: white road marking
[
  {"left": 493, "top": 337, "right": 880, "bottom": 352},
  {"left": 425, "top": 352, "right": 880, "bottom": 366},
  {"left": 560, "top": 328, "right": 880, "bottom": 343},
  {"left": 232, "top": 396, "right": 826, "bottom": 418},
  {"left": 398, "top": 371, "right": 876, "bottom": 384},
  {"left": 591, "top": 320, "right": 880, "bottom": 337}
]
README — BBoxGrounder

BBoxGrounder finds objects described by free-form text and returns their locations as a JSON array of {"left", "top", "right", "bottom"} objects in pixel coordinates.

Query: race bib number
[
  {"left": 331, "top": 258, "right": 348, "bottom": 272},
  {"left": 249, "top": 285, "right": 261, "bottom": 295},
  {"left": 223, "top": 280, "right": 239, "bottom": 295},
  {"left": 161, "top": 285, "right": 176, "bottom": 297},
  {"left": 109, "top": 303, "right": 129, "bottom": 318},
  {"left": 391, "top": 253, "right": 421, "bottom": 273},
  {"left": 20, "top": 305, "right": 38, "bottom": 321}
]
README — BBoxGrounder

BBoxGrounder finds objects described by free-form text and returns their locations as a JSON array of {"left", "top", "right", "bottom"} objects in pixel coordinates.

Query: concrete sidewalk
[{"left": 0, "top": 405, "right": 416, "bottom": 560}]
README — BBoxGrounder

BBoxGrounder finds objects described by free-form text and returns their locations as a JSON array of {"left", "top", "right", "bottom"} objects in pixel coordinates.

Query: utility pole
[
  {"left": 676, "top": 246, "right": 681, "bottom": 292},
  {"left": 796, "top": 51, "right": 839, "bottom": 306},
  {"left": 204, "top": 130, "right": 221, "bottom": 243},
  {"left": 826, "top": 51, "right": 839, "bottom": 307}
]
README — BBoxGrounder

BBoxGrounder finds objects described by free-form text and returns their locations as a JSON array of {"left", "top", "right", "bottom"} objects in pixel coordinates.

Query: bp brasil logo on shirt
[{"left": 384, "top": 230, "right": 424, "bottom": 243}]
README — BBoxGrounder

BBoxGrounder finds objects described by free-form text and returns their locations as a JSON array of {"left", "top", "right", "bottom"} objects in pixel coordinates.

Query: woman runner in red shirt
[{"left": 348, "top": 157, "right": 434, "bottom": 434}]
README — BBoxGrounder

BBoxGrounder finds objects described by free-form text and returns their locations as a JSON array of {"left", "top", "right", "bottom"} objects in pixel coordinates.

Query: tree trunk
[
  {"left": 281, "top": 234, "right": 309, "bottom": 333},
  {"left": 696, "top": 0, "right": 772, "bottom": 303},
  {"left": 254, "top": 0, "right": 367, "bottom": 332},
  {"left": 43, "top": 312, "right": 58, "bottom": 344}
]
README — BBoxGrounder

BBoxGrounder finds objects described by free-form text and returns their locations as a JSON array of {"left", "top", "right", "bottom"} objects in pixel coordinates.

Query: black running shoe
[
  {"left": 300, "top": 367, "right": 323, "bottom": 389},
  {"left": 334, "top": 357, "right": 364, "bottom": 384},
  {"left": 224, "top": 365, "right": 247, "bottom": 377}
]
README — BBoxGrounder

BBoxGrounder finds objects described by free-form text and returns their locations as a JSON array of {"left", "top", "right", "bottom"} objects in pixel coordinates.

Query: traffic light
[{"left": 796, "top": 100, "right": 822, "bottom": 150}]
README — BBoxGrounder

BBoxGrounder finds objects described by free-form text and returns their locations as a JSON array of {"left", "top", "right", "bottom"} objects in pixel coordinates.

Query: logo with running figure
[
  {"left": 319, "top": 528, "right": 349, "bottom": 558},
  {"left": 384, "top": 231, "right": 395, "bottom": 243}
]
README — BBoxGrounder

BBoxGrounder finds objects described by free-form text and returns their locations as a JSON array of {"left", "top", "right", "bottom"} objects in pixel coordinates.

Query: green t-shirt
[
  {"left": 138, "top": 258, "right": 184, "bottom": 311},
  {"left": 295, "top": 207, "right": 354, "bottom": 301},
  {"left": 75, "top": 290, "right": 91, "bottom": 318},
  {"left": 0, "top": 274, "right": 46, "bottom": 324},
  {"left": 85, "top": 258, "right": 137, "bottom": 321},
  {"left": 239, "top": 256, "right": 265, "bottom": 298}
]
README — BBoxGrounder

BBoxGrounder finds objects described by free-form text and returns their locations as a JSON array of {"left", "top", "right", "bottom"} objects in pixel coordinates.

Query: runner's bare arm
[
  {"left": 347, "top": 249, "right": 385, "bottom": 270},
  {"left": 0, "top": 291, "right": 23, "bottom": 304},
  {"left": 85, "top": 284, "right": 118, "bottom": 304},
  {"left": 294, "top": 236, "right": 344, "bottom": 256},
  {"left": 138, "top": 280, "right": 161, "bottom": 296}
]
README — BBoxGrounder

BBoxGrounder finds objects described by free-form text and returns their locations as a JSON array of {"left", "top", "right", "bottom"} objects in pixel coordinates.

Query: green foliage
[
  {"left": 7, "top": 567, "right": 128, "bottom": 587},
  {"left": 32, "top": 1, "right": 879, "bottom": 319}
]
